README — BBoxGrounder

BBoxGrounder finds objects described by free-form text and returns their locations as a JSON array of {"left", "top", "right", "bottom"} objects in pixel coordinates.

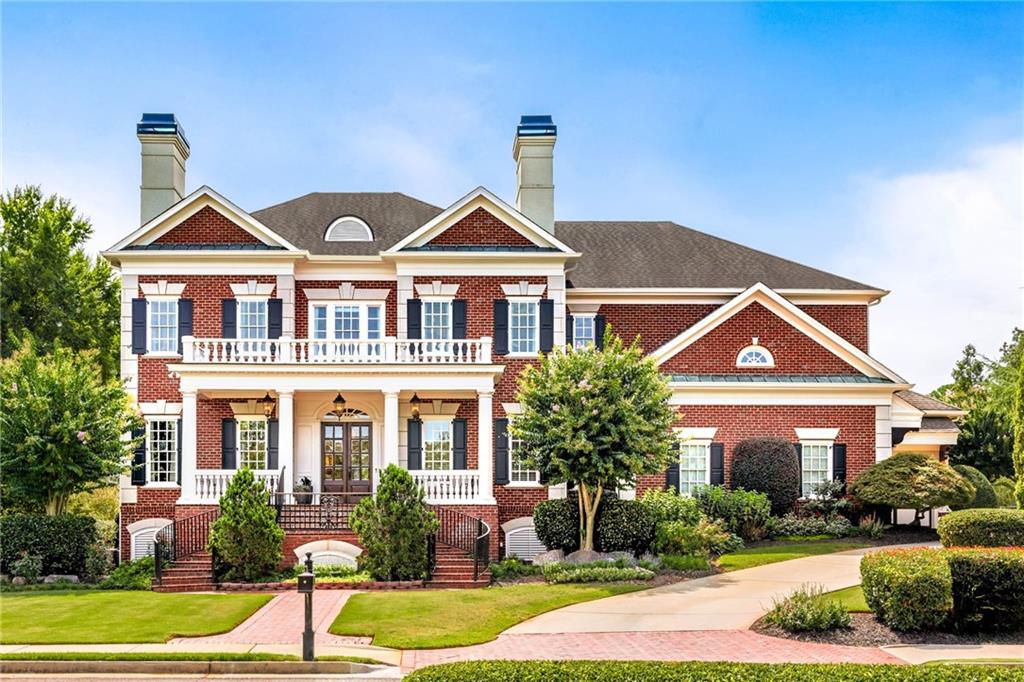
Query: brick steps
[
  {"left": 153, "top": 552, "right": 215, "bottom": 593},
  {"left": 427, "top": 545, "right": 491, "bottom": 588}
]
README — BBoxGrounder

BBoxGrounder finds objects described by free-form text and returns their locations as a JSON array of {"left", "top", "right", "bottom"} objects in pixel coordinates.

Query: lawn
[
  {"left": 821, "top": 584, "right": 870, "bottom": 612},
  {"left": 717, "top": 541, "right": 870, "bottom": 572},
  {"left": 0, "top": 591, "right": 271, "bottom": 644},
  {"left": 330, "top": 583, "right": 647, "bottom": 648}
]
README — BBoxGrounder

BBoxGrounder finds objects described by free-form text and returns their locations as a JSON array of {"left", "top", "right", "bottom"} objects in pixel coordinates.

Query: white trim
[
  {"left": 651, "top": 282, "right": 906, "bottom": 382},
  {"left": 566, "top": 287, "right": 889, "bottom": 306},
  {"left": 501, "top": 281, "right": 547, "bottom": 297},
  {"left": 798, "top": 439, "right": 834, "bottom": 499},
  {"left": 502, "top": 402, "right": 523, "bottom": 416},
  {"left": 230, "top": 281, "right": 276, "bottom": 297},
  {"left": 420, "top": 415, "right": 454, "bottom": 471},
  {"left": 304, "top": 283, "right": 391, "bottom": 301},
  {"left": 674, "top": 438, "right": 712, "bottom": 496},
  {"left": 236, "top": 415, "right": 269, "bottom": 470},
  {"left": 669, "top": 383, "right": 908, "bottom": 406},
  {"left": 139, "top": 281, "right": 186, "bottom": 297},
  {"left": 146, "top": 296, "right": 180, "bottom": 356},
  {"left": 795, "top": 427, "right": 841, "bottom": 441},
  {"left": 506, "top": 297, "right": 541, "bottom": 357},
  {"left": 673, "top": 426, "right": 718, "bottom": 440},
  {"left": 570, "top": 313, "right": 597, "bottom": 349},
  {"left": 324, "top": 216, "right": 373, "bottom": 242},
  {"left": 139, "top": 401, "right": 183, "bottom": 416},
  {"left": 415, "top": 280, "right": 460, "bottom": 297},
  {"left": 307, "top": 300, "right": 386, "bottom": 342}
]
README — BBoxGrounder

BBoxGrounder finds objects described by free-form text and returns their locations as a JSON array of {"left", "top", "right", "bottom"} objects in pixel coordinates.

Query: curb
[{"left": 0, "top": 659, "right": 389, "bottom": 675}]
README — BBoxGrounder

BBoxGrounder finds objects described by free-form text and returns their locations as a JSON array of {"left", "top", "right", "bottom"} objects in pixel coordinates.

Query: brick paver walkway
[
  {"left": 401, "top": 630, "right": 903, "bottom": 670},
  {"left": 169, "top": 590, "right": 370, "bottom": 647}
]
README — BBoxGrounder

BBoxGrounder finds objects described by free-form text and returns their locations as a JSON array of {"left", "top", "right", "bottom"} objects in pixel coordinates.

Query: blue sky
[{"left": 3, "top": 2, "right": 1021, "bottom": 389}]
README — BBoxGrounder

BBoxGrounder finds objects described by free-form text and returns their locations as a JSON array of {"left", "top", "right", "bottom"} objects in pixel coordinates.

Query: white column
[
  {"left": 278, "top": 390, "right": 294, "bottom": 493},
  {"left": 180, "top": 390, "right": 198, "bottom": 503},
  {"left": 477, "top": 390, "right": 495, "bottom": 503},
  {"left": 383, "top": 391, "right": 400, "bottom": 476}
]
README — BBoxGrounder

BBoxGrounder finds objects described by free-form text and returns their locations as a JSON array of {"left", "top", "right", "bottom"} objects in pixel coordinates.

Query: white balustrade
[
  {"left": 407, "top": 469, "right": 483, "bottom": 503},
  {"left": 182, "top": 336, "right": 493, "bottom": 365},
  {"left": 193, "top": 469, "right": 280, "bottom": 502}
]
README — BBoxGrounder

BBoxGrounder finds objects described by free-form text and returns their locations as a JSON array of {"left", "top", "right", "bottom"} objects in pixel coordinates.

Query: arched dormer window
[
  {"left": 324, "top": 216, "right": 373, "bottom": 242},
  {"left": 736, "top": 338, "right": 775, "bottom": 368}
]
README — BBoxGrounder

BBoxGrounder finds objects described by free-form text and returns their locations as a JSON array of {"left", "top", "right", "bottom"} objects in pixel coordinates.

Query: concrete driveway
[{"left": 506, "top": 544, "right": 934, "bottom": 634}]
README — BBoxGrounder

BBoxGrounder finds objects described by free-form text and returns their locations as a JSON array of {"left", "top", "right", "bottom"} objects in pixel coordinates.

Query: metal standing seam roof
[{"left": 667, "top": 374, "right": 894, "bottom": 384}]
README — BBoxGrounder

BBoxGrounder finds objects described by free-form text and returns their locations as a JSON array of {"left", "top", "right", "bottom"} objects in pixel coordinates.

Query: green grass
[
  {"left": 330, "top": 582, "right": 647, "bottom": 648},
  {"left": 820, "top": 585, "right": 870, "bottom": 612},
  {"left": 0, "top": 591, "right": 272, "bottom": 644},
  {"left": 0, "top": 652, "right": 298, "bottom": 661},
  {"left": 717, "top": 541, "right": 870, "bottom": 572}
]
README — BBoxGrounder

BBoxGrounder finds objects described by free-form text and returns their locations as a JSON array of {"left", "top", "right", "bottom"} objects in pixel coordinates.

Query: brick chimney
[
  {"left": 137, "top": 113, "right": 190, "bottom": 224},
  {"left": 513, "top": 115, "right": 556, "bottom": 234}
]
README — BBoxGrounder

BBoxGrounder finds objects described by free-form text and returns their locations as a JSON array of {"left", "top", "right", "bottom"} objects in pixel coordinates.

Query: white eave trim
[
  {"left": 566, "top": 287, "right": 888, "bottom": 306},
  {"left": 650, "top": 282, "right": 907, "bottom": 383}
]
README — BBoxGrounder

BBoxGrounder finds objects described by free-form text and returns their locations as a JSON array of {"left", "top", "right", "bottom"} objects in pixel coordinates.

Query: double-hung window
[
  {"left": 572, "top": 315, "right": 596, "bottom": 349},
  {"left": 678, "top": 442, "right": 710, "bottom": 496},
  {"left": 148, "top": 299, "right": 178, "bottom": 354},
  {"left": 422, "top": 419, "right": 452, "bottom": 471},
  {"left": 309, "top": 302, "right": 385, "bottom": 356},
  {"left": 509, "top": 299, "right": 539, "bottom": 354},
  {"left": 237, "top": 417, "right": 268, "bottom": 470},
  {"left": 146, "top": 418, "right": 178, "bottom": 484},
  {"left": 239, "top": 299, "right": 268, "bottom": 340},
  {"left": 800, "top": 442, "right": 832, "bottom": 498},
  {"left": 509, "top": 433, "right": 540, "bottom": 484},
  {"left": 421, "top": 300, "right": 451, "bottom": 353}
]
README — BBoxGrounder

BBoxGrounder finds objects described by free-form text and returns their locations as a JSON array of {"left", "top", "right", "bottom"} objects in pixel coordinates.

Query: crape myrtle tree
[
  {"left": 0, "top": 339, "right": 142, "bottom": 514},
  {"left": 510, "top": 329, "right": 676, "bottom": 552}
]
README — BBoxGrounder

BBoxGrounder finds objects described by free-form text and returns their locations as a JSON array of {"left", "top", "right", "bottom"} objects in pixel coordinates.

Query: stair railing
[
  {"left": 152, "top": 507, "right": 221, "bottom": 585},
  {"left": 428, "top": 506, "right": 490, "bottom": 582}
]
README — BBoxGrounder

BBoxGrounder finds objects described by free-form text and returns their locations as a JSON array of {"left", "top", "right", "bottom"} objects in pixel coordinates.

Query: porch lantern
[
  {"left": 259, "top": 392, "right": 276, "bottom": 417},
  {"left": 332, "top": 393, "right": 347, "bottom": 418},
  {"left": 409, "top": 393, "right": 422, "bottom": 420}
]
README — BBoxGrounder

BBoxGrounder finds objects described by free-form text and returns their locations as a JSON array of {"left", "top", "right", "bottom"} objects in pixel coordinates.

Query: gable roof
[{"left": 895, "top": 390, "right": 965, "bottom": 417}]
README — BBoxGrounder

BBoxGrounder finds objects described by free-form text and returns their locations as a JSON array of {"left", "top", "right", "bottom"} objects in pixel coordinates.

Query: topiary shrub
[
  {"left": 764, "top": 584, "right": 851, "bottom": 632},
  {"left": 533, "top": 498, "right": 580, "bottom": 552},
  {"left": 692, "top": 485, "right": 771, "bottom": 542},
  {"left": 0, "top": 514, "right": 97, "bottom": 576},
  {"left": 861, "top": 548, "right": 953, "bottom": 631},
  {"left": 946, "top": 548, "right": 1024, "bottom": 633},
  {"left": 208, "top": 468, "right": 285, "bottom": 582},
  {"left": 730, "top": 438, "right": 801, "bottom": 516},
  {"left": 992, "top": 476, "right": 1018, "bottom": 508},
  {"left": 850, "top": 453, "right": 975, "bottom": 525},
  {"left": 639, "top": 489, "right": 702, "bottom": 527},
  {"left": 351, "top": 464, "right": 439, "bottom": 581},
  {"left": 951, "top": 465, "right": 997, "bottom": 510},
  {"left": 594, "top": 499, "right": 656, "bottom": 555},
  {"left": 937, "top": 508, "right": 1024, "bottom": 547}
]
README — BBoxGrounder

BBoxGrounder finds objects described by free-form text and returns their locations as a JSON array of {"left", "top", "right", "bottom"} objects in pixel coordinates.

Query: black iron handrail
[
  {"left": 428, "top": 506, "right": 490, "bottom": 581},
  {"left": 153, "top": 507, "right": 220, "bottom": 585}
]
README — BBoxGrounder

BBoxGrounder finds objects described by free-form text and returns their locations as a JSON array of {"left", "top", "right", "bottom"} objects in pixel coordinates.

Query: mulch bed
[
  {"left": 752, "top": 612, "right": 1024, "bottom": 648},
  {"left": 494, "top": 568, "right": 714, "bottom": 588}
]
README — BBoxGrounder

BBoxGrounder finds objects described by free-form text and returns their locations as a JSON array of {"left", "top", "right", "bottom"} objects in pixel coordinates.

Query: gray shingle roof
[
  {"left": 896, "top": 390, "right": 963, "bottom": 414},
  {"left": 920, "top": 417, "right": 960, "bottom": 433},
  {"left": 249, "top": 193, "right": 877, "bottom": 290}
]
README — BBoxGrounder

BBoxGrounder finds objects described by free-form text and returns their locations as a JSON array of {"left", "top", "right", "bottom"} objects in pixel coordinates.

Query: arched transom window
[
  {"left": 736, "top": 338, "right": 775, "bottom": 368},
  {"left": 324, "top": 216, "right": 373, "bottom": 242}
]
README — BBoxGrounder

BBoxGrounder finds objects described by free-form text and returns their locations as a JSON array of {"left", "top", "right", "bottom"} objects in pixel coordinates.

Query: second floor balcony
[{"left": 180, "top": 335, "right": 494, "bottom": 365}]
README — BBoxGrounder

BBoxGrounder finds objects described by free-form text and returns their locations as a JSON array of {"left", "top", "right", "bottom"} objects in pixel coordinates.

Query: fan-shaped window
[
  {"left": 736, "top": 343, "right": 775, "bottom": 368},
  {"left": 323, "top": 408, "right": 371, "bottom": 422},
  {"left": 324, "top": 217, "right": 373, "bottom": 242}
]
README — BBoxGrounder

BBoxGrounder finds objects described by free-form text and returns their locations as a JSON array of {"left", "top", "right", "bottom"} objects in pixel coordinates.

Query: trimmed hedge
[
  {"left": 533, "top": 497, "right": 656, "bottom": 555},
  {"left": 946, "top": 548, "right": 1024, "bottom": 633},
  {"left": 730, "top": 437, "right": 802, "bottom": 516},
  {"left": 406, "top": 661, "right": 1021, "bottom": 681},
  {"left": 860, "top": 548, "right": 952, "bottom": 631},
  {"left": 951, "top": 465, "right": 997, "bottom": 510},
  {"left": 937, "top": 508, "right": 1024, "bottom": 548},
  {"left": 0, "top": 514, "right": 97, "bottom": 576},
  {"left": 533, "top": 498, "right": 579, "bottom": 552},
  {"left": 542, "top": 563, "right": 654, "bottom": 583}
]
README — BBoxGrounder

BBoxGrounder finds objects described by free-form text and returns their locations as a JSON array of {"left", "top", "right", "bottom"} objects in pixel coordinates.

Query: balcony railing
[
  {"left": 407, "top": 469, "right": 483, "bottom": 504},
  {"left": 193, "top": 468, "right": 281, "bottom": 502},
  {"left": 181, "top": 336, "right": 493, "bottom": 365}
]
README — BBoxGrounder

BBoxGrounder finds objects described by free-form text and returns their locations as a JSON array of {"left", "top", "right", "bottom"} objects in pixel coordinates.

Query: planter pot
[{"left": 295, "top": 491, "right": 313, "bottom": 505}]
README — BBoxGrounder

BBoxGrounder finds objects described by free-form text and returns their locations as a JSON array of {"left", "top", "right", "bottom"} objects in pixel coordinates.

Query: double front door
[{"left": 321, "top": 423, "right": 371, "bottom": 502}]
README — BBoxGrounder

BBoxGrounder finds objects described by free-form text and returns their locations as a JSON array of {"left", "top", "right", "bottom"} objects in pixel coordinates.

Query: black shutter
[
  {"left": 566, "top": 314, "right": 574, "bottom": 348},
  {"left": 594, "top": 315, "right": 607, "bottom": 350},
  {"left": 493, "top": 300, "right": 509, "bottom": 355},
  {"left": 710, "top": 443, "right": 725, "bottom": 486},
  {"left": 665, "top": 440, "right": 680, "bottom": 492},
  {"left": 833, "top": 444, "right": 847, "bottom": 488},
  {"left": 267, "top": 299, "right": 283, "bottom": 339},
  {"left": 131, "top": 426, "right": 147, "bottom": 486},
  {"left": 267, "top": 419, "right": 279, "bottom": 470},
  {"left": 452, "top": 300, "right": 467, "bottom": 339},
  {"left": 793, "top": 443, "right": 803, "bottom": 496},
  {"left": 452, "top": 418, "right": 467, "bottom": 469},
  {"left": 407, "top": 419, "right": 422, "bottom": 469},
  {"left": 494, "top": 418, "right": 510, "bottom": 485},
  {"left": 539, "top": 299, "right": 554, "bottom": 352},
  {"left": 131, "top": 298, "right": 147, "bottom": 355},
  {"left": 222, "top": 300, "right": 237, "bottom": 339},
  {"left": 177, "top": 299, "right": 193, "bottom": 355},
  {"left": 222, "top": 419, "right": 237, "bottom": 469},
  {"left": 407, "top": 299, "right": 422, "bottom": 339},
  {"left": 176, "top": 420, "right": 183, "bottom": 485}
]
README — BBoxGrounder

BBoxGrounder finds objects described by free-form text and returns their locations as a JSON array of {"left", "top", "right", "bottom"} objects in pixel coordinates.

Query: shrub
[
  {"left": 595, "top": 499, "right": 656, "bottom": 555},
  {"left": 860, "top": 548, "right": 952, "bottom": 631},
  {"left": 82, "top": 543, "right": 110, "bottom": 582},
  {"left": 208, "top": 468, "right": 285, "bottom": 582},
  {"left": 937, "top": 508, "right": 1024, "bottom": 547},
  {"left": 639, "top": 489, "right": 702, "bottom": 526},
  {"left": 801, "top": 480, "right": 853, "bottom": 520},
  {"left": 945, "top": 548, "right": 1024, "bottom": 633},
  {"left": 992, "top": 476, "right": 1018, "bottom": 508},
  {"left": 533, "top": 498, "right": 580, "bottom": 552},
  {"left": 730, "top": 438, "right": 802, "bottom": 516},
  {"left": 660, "top": 554, "right": 711, "bottom": 571},
  {"left": 764, "top": 584, "right": 851, "bottom": 632},
  {"left": 542, "top": 563, "right": 654, "bottom": 583},
  {"left": 654, "top": 518, "right": 742, "bottom": 556},
  {"left": 769, "top": 513, "right": 853, "bottom": 539},
  {"left": 351, "top": 465, "right": 439, "bottom": 581},
  {"left": 856, "top": 514, "right": 889, "bottom": 540},
  {"left": 99, "top": 557, "right": 155, "bottom": 590},
  {"left": 692, "top": 485, "right": 771, "bottom": 541},
  {"left": 0, "top": 514, "right": 97, "bottom": 576},
  {"left": 489, "top": 558, "right": 542, "bottom": 580},
  {"left": 950, "top": 465, "right": 997, "bottom": 509},
  {"left": 11, "top": 553, "right": 43, "bottom": 581},
  {"left": 850, "top": 453, "right": 975, "bottom": 525}
]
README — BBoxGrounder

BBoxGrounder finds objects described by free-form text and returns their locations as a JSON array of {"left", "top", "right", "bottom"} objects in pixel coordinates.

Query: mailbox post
[{"left": 297, "top": 552, "right": 315, "bottom": 661}]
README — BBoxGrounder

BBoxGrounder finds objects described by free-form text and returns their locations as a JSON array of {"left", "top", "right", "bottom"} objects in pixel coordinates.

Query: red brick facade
[
  {"left": 153, "top": 206, "right": 263, "bottom": 245},
  {"left": 294, "top": 280, "right": 398, "bottom": 338},
  {"left": 426, "top": 207, "right": 536, "bottom": 247},
  {"left": 801, "top": 304, "right": 869, "bottom": 353}
]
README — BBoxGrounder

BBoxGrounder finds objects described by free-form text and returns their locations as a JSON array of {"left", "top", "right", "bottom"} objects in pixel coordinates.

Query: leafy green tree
[
  {"left": 1013, "top": 352, "right": 1024, "bottom": 508},
  {"left": 208, "top": 468, "right": 284, "bottom": 581},
  {"left": 351, "top": 465, "right": 438, "bottom": 581},
  {"left": 0, "top": 186, "right": 120, "bottom": 379},
  {"left": 850, "top": 453, "right": 975, "bottom": 525},
  {"left": 510, "top": 331, "right": 676, "bottom": 552},
  {"left": 0, "top": 339, "right": 141, "bottom": 514}
]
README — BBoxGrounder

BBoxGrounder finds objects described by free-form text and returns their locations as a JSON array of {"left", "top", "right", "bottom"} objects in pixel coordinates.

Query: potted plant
[{"left": 294, "top": 476, "right": 313, "bottom": 505}]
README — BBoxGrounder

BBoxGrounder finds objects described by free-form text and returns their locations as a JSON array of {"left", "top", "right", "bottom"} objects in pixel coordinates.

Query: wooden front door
[{"left": 321, "top": 423, "right": 372, "bottom": 502}]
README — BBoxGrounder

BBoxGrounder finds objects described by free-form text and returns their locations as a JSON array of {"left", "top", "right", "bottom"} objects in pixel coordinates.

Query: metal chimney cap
[
  {"left": 516, "top": 115, "right": 556, "bottom": 137},
  {"left": 137, "top": 113, "right": 190, "bottom": 150}
]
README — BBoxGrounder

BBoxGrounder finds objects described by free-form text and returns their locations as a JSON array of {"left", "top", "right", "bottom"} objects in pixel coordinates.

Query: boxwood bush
[
  {"left": 542, "top": 563, "right": 654, "bottom": 584},
  {"left": 860, "top": 548, "right": 952, "bottom": 631},
  {"left": 950, "top": 465, "right": 997, "bottom": 510},
  {"left": 769, "top": 513, "right": 853, "bottom": 539},
  {"left": 946, "top": 548, "right": 1024, "bottom": 633},
  {"left": 692, "top": 485, "right": 771, "bottom": 542},
  {"left": 406, "top": 661, "right": 1020, "bottom": 681},
  {"left": 533, "top": 498, "right": 580, "bottom": 552},
  {"left": 937, "top": 508, "right": 1024, "bottom": 548},
  {"left": 534, "top": 497, "right": 657, "bottom": 555},
  {"left": 0, "top": 514, "right": 97, "bottom": 576},
  {"left": 730, "top": 437, "right": 802, "bottom": 515}
]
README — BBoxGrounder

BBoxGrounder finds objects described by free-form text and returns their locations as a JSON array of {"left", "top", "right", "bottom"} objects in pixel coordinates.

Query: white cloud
[{"left": 834, "top": 140, "right": 1022, "bottom": 392}]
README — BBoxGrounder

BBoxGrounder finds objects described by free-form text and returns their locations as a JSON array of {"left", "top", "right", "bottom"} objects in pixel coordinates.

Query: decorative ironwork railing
[
  {"left": 153, "top": 507, "right": 220, "bottom": 585},
  {"left": 268, "top": 491, "right": 365, "bottom": 531}
]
